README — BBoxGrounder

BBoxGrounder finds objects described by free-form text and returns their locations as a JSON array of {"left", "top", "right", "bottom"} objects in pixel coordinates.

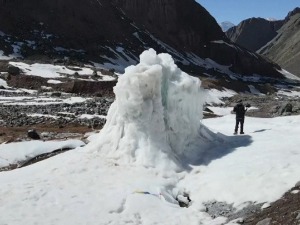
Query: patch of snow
[
  {"left": 261, "top": 203, "right": 271, "bottom": 209},
  {"left": 63, "top": 97, "right": 91, "bottom": 104},
  {"left": 0, "top": 96, "right": 90, "bottom": 106},
  {"left": 219, "top": 21, "right": 235, "bottom": 32},
  {"left": 248, "top": 85, "right": 263, "bottom": 95},
  {"left": 27, "top": 113, "right": 59, "bottom": 119},
  {"left": 211, "top": 40, "right": 238, "bottom": 50},
  {"left": 205, "top": 88, "right": 237, "bottom": 105},
  {"left": 47, "top": 79, "right": 63, "bottom": 84},
  {"left": 266, "top": 18, "right": 277, "bottom": 21},
  {"left": 277, "top": 90, "right": 300, "bottom": 97},
  {"left": 54, "top": 47, "right": 69, "bottom": 52},
  {"left": 0, "top": 50, "right": 13, "bottom": 60},
  {"left": 26, "top": 40, "right": 36, "bottom": 46},
  {"left": 98, "top": 46, "right": 138, "bottom": 72},
  {"left": 279, "top": 69, "right": 300, "bottom": 81},
  {"left": 0, "top": 78, "right": 8, "bottom": 88},
  {"left": 100, "top": 74, "right": 116, "bottom": 81},
  {"left": 133, "top": 32, "right": 146, "bottom": 45},
  {"left": 204, "top": 58, "right": 238, "bottom": 80},
  {"left": 208, "top": 107, "right": 233, "bottom": 116},
  {"left": 79, "top": 114, "right": 106, "bottom": 119},
  {"left": 8, "top": 62, "right": 94, "bottom": 78},
  {"left": 0, "top": 139, "right": 85, "bottom": 167},
  {"left": 41, "top": 86, "right": 53, "bottom": 90}
]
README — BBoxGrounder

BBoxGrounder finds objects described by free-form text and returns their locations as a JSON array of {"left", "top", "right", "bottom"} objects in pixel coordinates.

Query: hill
[
  {"left": 0, "top": 0, "right": 283, "bottom": 80},
  {"left": 227, "top": 7, "right": 300, "bottom": 77},
  {"left": 258, "top": 8, "right": 300, "bottom": 77},
  {"left": 226, "top": 18, "right": 283, "bottom": 52}
]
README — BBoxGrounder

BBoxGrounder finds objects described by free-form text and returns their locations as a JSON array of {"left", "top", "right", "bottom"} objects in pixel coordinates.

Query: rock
[
  {"left": 27, "top": 129, "right": 41, "bottom": 140},
  {"left": 51, "top": 92, "right": 62, "bottom": 97},
  {"left": 204, "top": 107, "right": 214, "bottom": 113},
  {"left": 228, "top": 218, "right": 244, "bottom": 224},
  {"left": 295, "top": 181, "right": 300, "bottom": 187},
  {"left": 281, "top": 103, "right": 293, "bottom": 114},
  {"left": 256, "top": 218, "right": 271, "bottom": 225},
  {"left": 8, "top": 65, "right": 21, "bottom": 75},
  {"left": 176, "top": 193, "right": 191, "bottom": 208},
  {"left": 261, "top": 203, "right": 271, "bottom": 209},
  {"left": 296, "top": 212, "right": 300, "bottom": 220}
]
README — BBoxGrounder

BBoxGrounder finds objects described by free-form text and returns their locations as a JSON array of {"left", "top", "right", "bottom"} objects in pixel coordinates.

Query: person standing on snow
[{"left": 233, "top": 100, "right": 250, "bottom": 134}]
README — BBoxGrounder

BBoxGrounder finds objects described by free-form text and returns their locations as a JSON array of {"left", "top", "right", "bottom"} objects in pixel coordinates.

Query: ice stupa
[{"left": 88, "top": 49, "right": 214, "bottom": 171}]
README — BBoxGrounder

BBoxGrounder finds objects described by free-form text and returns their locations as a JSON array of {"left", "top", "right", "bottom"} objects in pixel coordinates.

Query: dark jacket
[{"left": 233, "top": 103, "right": 246, "bottom": 119}]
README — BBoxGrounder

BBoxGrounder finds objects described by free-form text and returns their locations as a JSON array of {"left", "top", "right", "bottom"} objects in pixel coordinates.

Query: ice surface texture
[{"left": 88, "top": 49, "right": 213, "bottom": 171}]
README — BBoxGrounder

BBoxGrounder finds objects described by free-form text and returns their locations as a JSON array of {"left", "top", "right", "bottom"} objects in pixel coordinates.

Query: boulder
[
  {"left": 281, "top": 102, "right": 293, "bottom": 115},
  {"left": 27, "top": 129, "right": 41, "bottom": 140},
  {"left": 7, "top": 65, "right": 21, "bottom": 75},
  {"left": 256, "top": 218, "right": 271, "bottom": 225}
]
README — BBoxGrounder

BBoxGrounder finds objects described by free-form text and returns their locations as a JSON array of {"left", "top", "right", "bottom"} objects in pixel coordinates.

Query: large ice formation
[{"left": 88, "top": 49, "right": 213, "bottom": 171}]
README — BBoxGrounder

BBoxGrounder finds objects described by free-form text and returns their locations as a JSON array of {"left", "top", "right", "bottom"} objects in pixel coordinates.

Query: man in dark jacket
[{"left": 233, "top": 100, "right": 248, "bottom": 134}]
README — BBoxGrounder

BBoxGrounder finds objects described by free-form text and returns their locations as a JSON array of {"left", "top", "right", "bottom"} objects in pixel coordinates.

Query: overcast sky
[{"left": 196, "top": 0, "right": 300, "bottom": 25}]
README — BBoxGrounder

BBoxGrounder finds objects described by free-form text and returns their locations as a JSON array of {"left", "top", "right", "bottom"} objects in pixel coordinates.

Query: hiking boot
[
  {"left": 234, "top": 131, "right": 237, "bottom": 135},
  {"left": 240, "top": 132, "right": 244, "bottom": 134}
]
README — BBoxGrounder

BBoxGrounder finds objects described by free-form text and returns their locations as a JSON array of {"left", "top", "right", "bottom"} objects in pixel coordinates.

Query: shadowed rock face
[
  {"left": 226, "top": 18, "right": 284, "bottom": 52},
  {"left": 112, "top": 0, "right": 226, "bottom": 52},
  {"left": 0, "top": 0, "right": 134, "bottom": 48},
  {"left": 259, "top": 8, "right": 300, "bottom": 76},
  {"left": 226, "top": 7, "right": 300, "bottom": 77},
  {"left": 0, "top": 0, "right": 283, "bottom": 78}
]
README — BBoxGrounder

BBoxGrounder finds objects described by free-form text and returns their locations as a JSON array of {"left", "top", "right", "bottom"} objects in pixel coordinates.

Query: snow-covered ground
[
  {"left": 0, "top": 96, "right": 91, "bottom": 106},
  {"left": 1, "top": 111, "right": 300, "bottom": 224},
  {"left": 0, "top": 139, "right": 85, "bottom": 167},
  {"left": 8, "top": 62, "right": 94, "bottom": 78},
  {"left": 1, "top": 49, "right": 300, "bottom": 225},
  {"left": 7, "top": 62, "right": 116, "bottom": 81}
]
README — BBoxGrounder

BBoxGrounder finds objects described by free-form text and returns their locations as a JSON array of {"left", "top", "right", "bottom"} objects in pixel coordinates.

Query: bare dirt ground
[{"left": 0, "top": 123, "right": 95, "bottom": 144}]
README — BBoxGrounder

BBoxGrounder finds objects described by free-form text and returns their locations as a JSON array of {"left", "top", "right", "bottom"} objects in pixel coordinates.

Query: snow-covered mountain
[{"left": 220, "top": 21, "right": 235, "bottom": 32}]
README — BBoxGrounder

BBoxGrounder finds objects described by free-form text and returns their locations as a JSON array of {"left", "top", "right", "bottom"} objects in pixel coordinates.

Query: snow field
[{"left": 1, "top": 49, "right": 300, "bottom": 225}]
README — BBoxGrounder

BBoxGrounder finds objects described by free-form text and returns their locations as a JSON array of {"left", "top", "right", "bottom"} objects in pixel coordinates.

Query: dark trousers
[{"left": 235, "top": 118, "right": 244, "bottom": 133}]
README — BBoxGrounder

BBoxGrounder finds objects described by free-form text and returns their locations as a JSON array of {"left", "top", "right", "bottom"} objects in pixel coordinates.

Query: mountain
[
  {"left": 226, "top": 18, "right": 284, "bottom": 52},
  {"left": 0, "top": 0, "right": 284, "bottom": 81},
  {"left": 226, "top": 7, "right": 300, "bottom": 77},
  {"left": 258, "top": 7, "right": 300, "bottom": 76},
  {"left": 220, "top": 21, "right": 235, "bottom": 32}
]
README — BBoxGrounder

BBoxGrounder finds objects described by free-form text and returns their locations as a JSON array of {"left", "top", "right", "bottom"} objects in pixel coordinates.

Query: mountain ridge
[
  {"left": 0, "top": 0, "right": 283, "bottom": 80},
  {"left": 226, "top": 7, "right": 300, "bottom": 76}
]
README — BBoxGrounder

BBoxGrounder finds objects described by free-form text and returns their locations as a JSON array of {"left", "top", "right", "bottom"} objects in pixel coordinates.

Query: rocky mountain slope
[
  {"left": 226, "top": 18, "right": 284, "bottom": 52},
  {"left": 0, "top": 0, "right": 284, "bottom": 80},
  {"left": 227, "top": 7, "right": 300, "bottom": 77},
  {"left": 258, "top": 8, "right": 300, "bottom": 77}
]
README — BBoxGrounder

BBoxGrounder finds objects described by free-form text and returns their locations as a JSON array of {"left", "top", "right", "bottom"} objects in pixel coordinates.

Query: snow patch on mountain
[{"left": 220, "top": 21, "right": 235, "bottom": 32}]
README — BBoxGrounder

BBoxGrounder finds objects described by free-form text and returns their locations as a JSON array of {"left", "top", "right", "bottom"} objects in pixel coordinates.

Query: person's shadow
[{"left": 181, "top": 125, "right": 253, "bottom": 170}]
